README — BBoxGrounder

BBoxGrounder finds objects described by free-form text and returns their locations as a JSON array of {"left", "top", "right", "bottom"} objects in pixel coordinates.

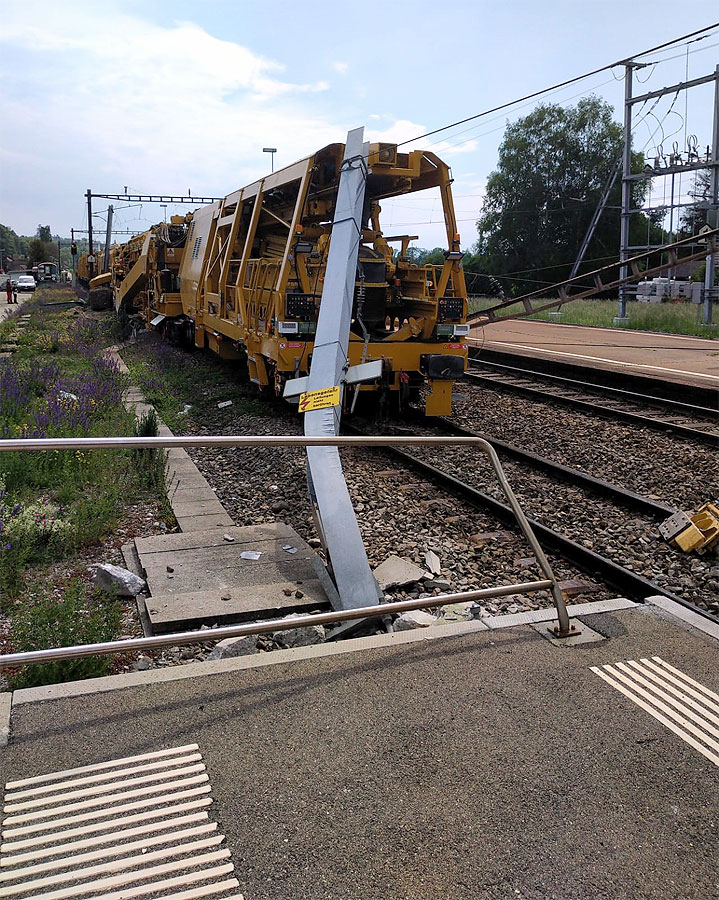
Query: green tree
[
  {"left": 0, "top": 224, "right": 29, "bottom": 268},
  {"left": 36, "top": 225, "right": 52, "bottom": 243},
  {"left": 474, "top": 97, "right": 664, "bottom": 295},
  {"left": 27, "top": 238, "right": 53, "bottom": 266},
  {"left": 679, "top": 169, "right": 712, "bottom": 236}
]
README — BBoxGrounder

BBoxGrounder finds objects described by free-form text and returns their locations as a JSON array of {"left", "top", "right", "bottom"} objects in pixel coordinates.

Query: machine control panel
[
  {"left": 437, "top": 296, "right": 464, "bottom": 322},
  {"left": 285, "top": 292, "right": 317, "bottom": 320}
]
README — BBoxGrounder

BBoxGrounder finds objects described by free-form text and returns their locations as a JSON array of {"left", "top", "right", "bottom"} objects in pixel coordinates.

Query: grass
[
  {"left": 122, "top": 334, "right": 272, "bottom": 431},
  {"left": 468, "top": 296, "right": 718, "bottom": 338},
  {"left": 0, "top": 289, "right": 171, "bottom": 686}
]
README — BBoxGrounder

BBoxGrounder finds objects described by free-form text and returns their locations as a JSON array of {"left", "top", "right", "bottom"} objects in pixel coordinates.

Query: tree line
[{"left": 0, "top": 224, "right": 81, "bottom": 270}]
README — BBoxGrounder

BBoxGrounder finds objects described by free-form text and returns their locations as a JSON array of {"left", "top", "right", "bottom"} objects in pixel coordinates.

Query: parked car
[{"left": 16, "top": 275, "right": 36, "bottom": 292}]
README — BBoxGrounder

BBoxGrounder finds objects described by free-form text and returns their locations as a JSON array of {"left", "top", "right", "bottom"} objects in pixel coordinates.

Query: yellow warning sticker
[{"left": 298, "top": 385, "right": 341, "bottom": 413}]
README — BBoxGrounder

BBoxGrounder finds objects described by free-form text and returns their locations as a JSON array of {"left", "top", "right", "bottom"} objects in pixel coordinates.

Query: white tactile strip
[
  {"left": 591, "top": 656, "right": 719, "bottom": 768},
  {"left": 0, "top": 743, "right": 244, "bottom": 899}
]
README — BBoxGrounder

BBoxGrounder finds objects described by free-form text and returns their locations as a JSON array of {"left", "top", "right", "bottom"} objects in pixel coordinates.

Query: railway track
[
  {"left": 464, "top": 357, "right": 719, "bottom": 447},
  {"left": 346, "top": 420, "right": 719, "bottom": 623}
]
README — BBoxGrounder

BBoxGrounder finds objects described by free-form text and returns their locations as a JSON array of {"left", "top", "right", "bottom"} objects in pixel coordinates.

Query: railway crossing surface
[{"left": 2, "top": 596, "right": 718, "bottom": 899}]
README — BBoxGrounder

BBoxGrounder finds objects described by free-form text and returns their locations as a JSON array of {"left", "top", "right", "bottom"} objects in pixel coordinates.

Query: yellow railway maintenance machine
[{"left": 145, "top": 142, "right": 469, "bottom": 416}]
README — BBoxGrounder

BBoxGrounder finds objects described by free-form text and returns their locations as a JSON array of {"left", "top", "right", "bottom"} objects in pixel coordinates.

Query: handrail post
[{"left": 476, "top": 439, "right": 577, "bottom": 637}]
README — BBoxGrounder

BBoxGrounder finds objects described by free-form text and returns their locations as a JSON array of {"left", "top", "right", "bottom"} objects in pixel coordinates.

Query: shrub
[
  {"left": 0, "top": 481, "right": 71, "bottom": 601},
  {"left": 8, "top": 580, "right": 122, "bottom": 689}
]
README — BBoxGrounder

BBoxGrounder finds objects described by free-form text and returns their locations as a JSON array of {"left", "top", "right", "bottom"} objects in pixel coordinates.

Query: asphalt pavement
[{"left": 3, "top": 606, "right": 718, "bottom": 900}]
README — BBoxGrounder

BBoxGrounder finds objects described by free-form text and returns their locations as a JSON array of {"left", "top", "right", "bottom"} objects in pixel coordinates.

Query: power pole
[
  {"left": 703, "top": 64, "right": 719, "bottom": 326},
  {"left": 103, "top": 205, "right": 114, "bottom": 273},
  {"left": 617, "top": 64, "right": 719, "bottom": 325},
  {"left": 616, "top": 62, "right": 634, "bottom": 325},
  {"left": 86, "top": 189, "right": 94, "bottom": 277}
]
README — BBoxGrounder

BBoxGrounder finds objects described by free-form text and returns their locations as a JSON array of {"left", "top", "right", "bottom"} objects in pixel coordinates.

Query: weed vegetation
[
  {"left": 468, "top": 296, "right": 718, "bottom": 337},
  {"left": 0, "top": 289, "right": 169, "bottom": 686},
  {"left": 123, "top": 333, "right": 271, "bottom": 431}
]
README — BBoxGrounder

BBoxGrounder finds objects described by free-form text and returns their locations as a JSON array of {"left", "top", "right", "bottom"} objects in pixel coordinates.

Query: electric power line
[{"left": 388, "top": 23, "right": 719, "bottom": 151}]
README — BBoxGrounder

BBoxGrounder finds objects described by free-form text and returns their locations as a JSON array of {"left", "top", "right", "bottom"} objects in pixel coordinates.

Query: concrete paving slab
[
  {"left": 138, "top": 523, "right": 330, "bottom": 633},
  {"left": 136, "top": 524, "right": 297, "bottom": 555},
  {"left": 3, "top": 605, "right": 718, "bottom": 899},
  {"left": 175, "top": 512, "right": 235, "bottom": 532},
  {"left": 145, "top": 580, "right": 327, "bottom": 632}
]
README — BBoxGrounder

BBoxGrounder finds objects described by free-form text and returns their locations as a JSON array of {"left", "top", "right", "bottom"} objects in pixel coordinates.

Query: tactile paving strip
[
  {"left": 0, "top": 743, "right": 244, "bottom": 899},
  {"left": 591, "top": 655, "right": 719, "bottom": 768}
]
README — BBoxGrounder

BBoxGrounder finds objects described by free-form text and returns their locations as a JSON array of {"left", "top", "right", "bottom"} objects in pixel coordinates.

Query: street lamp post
[
  {"left": 160, "top": 204, "right": 168, "bottom": 222},
  {"left": 263, "top": 147, "right": 277, "bottom": 173}
]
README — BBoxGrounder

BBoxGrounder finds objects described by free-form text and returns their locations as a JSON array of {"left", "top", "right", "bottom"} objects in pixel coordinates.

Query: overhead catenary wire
[{"left": 379, "top": 23, "right": 719, "bottom": 154}]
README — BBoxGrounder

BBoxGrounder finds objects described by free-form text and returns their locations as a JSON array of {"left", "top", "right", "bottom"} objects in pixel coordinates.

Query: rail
[{"left": 0, "top": 433, "right": 576, "bottom": 669}]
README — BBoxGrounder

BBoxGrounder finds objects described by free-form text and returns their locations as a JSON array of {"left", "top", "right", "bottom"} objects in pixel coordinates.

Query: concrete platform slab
[
  {"left": 137, "top": 523, "right": 330, "bottom": 633},
  {"left": 468, "top": 318, "right": 719, "bottom": 389},
  {"left": 3, "top": 603, "right": 718, "bottom": 899}
]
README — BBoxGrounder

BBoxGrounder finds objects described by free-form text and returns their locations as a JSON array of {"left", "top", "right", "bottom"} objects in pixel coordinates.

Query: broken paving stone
[
  {"left": 271, "top": 622, "right": 325, "bottom": 648},
  {"left": 393, "top": 610, "right": 437, "bottom": 631},
  {"left": 205, "top": 636, "right": 257, "bottom": 661},
  {"left": 91, "top": 564, "right": 146, "bottom": 597},
  {"left": 424, "top": 550, "right": 441, "bottom": 575},
  {"left": 373, "top": 555, "right": 426, "bottom": 591},
  {"left": 437, "top": 601, "right": 476, "bottom": 622}
]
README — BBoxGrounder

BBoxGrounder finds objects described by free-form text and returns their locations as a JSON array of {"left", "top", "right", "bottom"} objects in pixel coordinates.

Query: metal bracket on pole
[{"left": 302, "top": 127, "right": 383, "bottom": 613}]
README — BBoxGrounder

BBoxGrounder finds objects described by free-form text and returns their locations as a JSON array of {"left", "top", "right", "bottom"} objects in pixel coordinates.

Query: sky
[{"left": 0, "top": 1, "right": 717, "bottom": 252}]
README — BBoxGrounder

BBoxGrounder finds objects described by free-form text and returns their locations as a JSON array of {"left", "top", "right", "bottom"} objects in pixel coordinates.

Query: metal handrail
[
  {"left": 0, "top": 433, "right": 575, "bottom": 668},
  {"left": 0, "top": 582, "right": 553, "bottom": 668}
]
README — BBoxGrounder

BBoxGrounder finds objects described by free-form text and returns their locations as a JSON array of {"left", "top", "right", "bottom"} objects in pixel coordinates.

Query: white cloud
[
  {"left": 332, "top": 61, "right": 349, "bottom": 75},
  {"left": 0, "top": 4, "right": 341, "bottom": 232},
  {"left": 0, "top": 4, "right": 477, "bottom": 249}
]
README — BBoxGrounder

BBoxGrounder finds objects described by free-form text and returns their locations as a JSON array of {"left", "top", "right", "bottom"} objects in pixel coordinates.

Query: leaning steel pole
[{"left": 303, "top": 127, "right": 383, "bottom": 611}]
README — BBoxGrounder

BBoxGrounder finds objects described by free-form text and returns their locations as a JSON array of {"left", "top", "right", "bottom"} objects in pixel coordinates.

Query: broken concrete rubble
[
  {"left": 373, "top": 555, "right": 426, "bottom": 591},
  {"left": 205, "top": 636, "right": 258, "bottom": 661},
  {"left": 393, "top": 610, "right": 437, "bottom": 631},
  {"left": 90, "top": 564, "right": 146, "bottom": 597}
]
